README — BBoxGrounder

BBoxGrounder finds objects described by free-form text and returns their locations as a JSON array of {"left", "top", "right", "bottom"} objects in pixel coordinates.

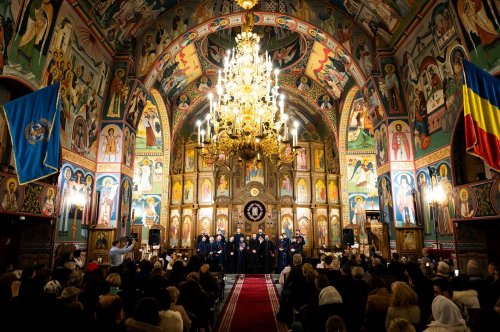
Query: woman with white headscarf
[{"left": 424, "top": 295, "right": 470, "bottom": 332}]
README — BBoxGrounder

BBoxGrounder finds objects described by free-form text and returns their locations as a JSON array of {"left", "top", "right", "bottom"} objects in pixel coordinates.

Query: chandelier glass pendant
[{"left": 195, "top": 2, "right": 299, "bottom": 166}]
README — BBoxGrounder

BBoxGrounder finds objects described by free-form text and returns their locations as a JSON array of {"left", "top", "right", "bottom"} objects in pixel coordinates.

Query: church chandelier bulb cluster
[{"left": 195, "top": 3, "right": 299, "bottom": 166}]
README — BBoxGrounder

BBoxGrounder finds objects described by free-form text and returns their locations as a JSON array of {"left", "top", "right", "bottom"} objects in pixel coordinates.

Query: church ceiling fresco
[{"left": 67, "top": 1, "right": 421, "bottom": 54}]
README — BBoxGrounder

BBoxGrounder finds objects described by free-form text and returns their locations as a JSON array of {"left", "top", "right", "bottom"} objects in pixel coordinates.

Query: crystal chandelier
[{"left": 195, "top": 3, "right": 299, "bottom": 166}]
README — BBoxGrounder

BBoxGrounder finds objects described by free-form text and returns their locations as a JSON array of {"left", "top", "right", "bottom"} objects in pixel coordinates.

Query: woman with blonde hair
[{"left": 386, "top": 281, "right": 421, "bottom": 329}]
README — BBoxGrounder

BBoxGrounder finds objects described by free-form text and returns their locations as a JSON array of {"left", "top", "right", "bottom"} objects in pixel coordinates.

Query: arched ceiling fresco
[
  {"left": 68, "top": 0, "right": 421, "bottom": 140},
  {"left": 69, "top": 1, "right": 423, "bottom": 52}
]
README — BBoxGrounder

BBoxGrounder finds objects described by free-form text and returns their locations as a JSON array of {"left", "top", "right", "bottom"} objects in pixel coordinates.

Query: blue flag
[{"left": 1, "top": 83, "right": 61, "bottom": 184}]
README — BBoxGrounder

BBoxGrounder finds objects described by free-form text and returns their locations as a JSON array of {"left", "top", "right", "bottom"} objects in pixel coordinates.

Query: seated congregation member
[
  {"left": 423, "top": 295, "right": 470, "bottom": 332},
  {"left": 125, "top": 297, "right": 163, "bottom": 332},
  {"left": 166, "top": 260, "right": 186, "bottom": 288},
  {"left": 386, "top": 281, "right": 421, "bottom": 330},
  {"left": 325, "top": 315, "right": 347, "bottom": 332},
  {"left": 94, "top": 294, "right": 127, "bottom": 331},
  {"left": 387, "top": 318, "right": 416, "bottom": 332},
  {"left": 225, "top": 236, "right": 236, "bottom": 274},
  {"left": 199, "top": 264, "right": 220, "bottom": 305},
  {"left": 303, "top": 274, "right": 344, "bottom": 332},
  {"left": 366, "top": 277, "right": 392, "bottom": 332},
  {"left": 276, "top": 253, "right": 308, "bottom": 326},
  {"left": 167, "top": 286, "right": 192, "bottom": 332},
  {"left": 433, "top": 278, "right": 473, "bottom": 323},
  {"left": 177, "top": 272, "right": 211, "bottom": 330},
  {"left": 237, "top": 236, "right": 247, "bottom": 274},
  {"left": 342, "top": 265, "right": 370, "bottom": 331},
  {"left": 156, "top": 289, "right": 183, "bottom": 332}
]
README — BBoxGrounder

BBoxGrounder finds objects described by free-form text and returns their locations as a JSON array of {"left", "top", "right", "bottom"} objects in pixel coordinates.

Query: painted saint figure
[{"left": 392, "top": 123, "right": 410, "bottom": 161}]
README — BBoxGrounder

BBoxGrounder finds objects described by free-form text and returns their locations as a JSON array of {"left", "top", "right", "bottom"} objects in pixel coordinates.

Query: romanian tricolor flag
[{"left": 462, "top": 60, "right": 500, "bottom": 171}]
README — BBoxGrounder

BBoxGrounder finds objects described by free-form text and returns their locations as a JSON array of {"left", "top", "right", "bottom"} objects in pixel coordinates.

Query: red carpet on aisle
[{"left": 215, "top": 274, "right": 288, "bottom": 332}]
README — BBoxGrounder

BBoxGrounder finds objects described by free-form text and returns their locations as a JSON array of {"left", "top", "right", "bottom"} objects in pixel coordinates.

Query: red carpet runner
[{"left": 215, "top": 274, "right": 288, "bottom": 332}]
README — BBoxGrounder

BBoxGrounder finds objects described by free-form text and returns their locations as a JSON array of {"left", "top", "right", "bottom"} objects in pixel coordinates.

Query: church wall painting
[
  {"left": 281, "top": 214, "right": 293, "bottom": 240},
  {"left": 98, "top": 124, "right": 122, "bottom": 163},
  {"left": 125, "top": 80, "right": 148, "bottom": 129},
  {"left": 0, "top": 176, "right": 24, "bottom": 213},
  {"left": 349, "top": 193, "right": 368, "bottom": 228},
  {"left": 154, "top": 43, "right": 202, "bottom": 101},
  {"left": 378, "top": 174, "right": 395, "bottom": 240},
  {"left": 347, "top": 154, "right": 378, "bottom": 198},
  {"left": 216, "top": 174, "right": 230, "bottom": 197},
  {"left": 377, "top": 57, "right": 407, "bottom": 116},
  {"left": 315, "top": 178, "right": 327, "bottom": 203},
  {"left": 122, "top": 125, "right": 135, "bottom": 168},
  {"left": 416, "top": 159, "right": 456, "bottom": 242},
  {"left": 296, "top": 207, "right": 311, "bottom": 245},
  {"left": 118, "top": 176, "right": 132, "bottom": 237},
  {"left": 456, "top": 186, "right": 476, "bottom": 219},
  {"left": 330, "top": 208, "right": 341, "bottom": 245},
  {"left": 296, "top": 147, "right": 308, "bottom": 171},
  {"left": 40, "top": 2, "right": 111, "bottom": 162},
  {"left": 0, "top": 1, "right": 23, "bottom": 75},
  {"left": 297, "top": 178, "right": 309, "bottom": 203},
  {"left": 374, "top": 122, "right": 389, "bottom": 167},
  {"left": 8, "top": 0, "right": 62, "bottom": 81},
  {"left": 362, "top": 78, "right": 384, "bottom": 127},
  {"left": 75, "top": 0, "right": 169, "bottom": 50},
  {"left": 392, "top": 171, "right": 417, "bottom": 227},
  {"left": 184, "top": 179, "right": 194, "bottom": 203},
  {"left": 133, "top": 156, "right": 154, "bottom": 193},
  {"left": 200, "top": 178, "right": 212, "bottom": 203},
  {"left": 389, "top": 120, "right": 413, "bottom": 161},
  {"left": 216, "top": 214, "right": 228, "bottom": 237},
  {"left": 57, "top": 163, "right": 94, "bottom": 241},
  {"left": 317, "top": 215, "right": 328, "bottom": 247},
  {"left": 313, "top": 147, "right": 325, "bottom": 172},
  {"left": 95, "top": 173, "right": 119, "bottom": 229},
  {"left": 395, "top": 1, "right": 464, "bottom": 159},
  {"left": 170, "top": 215, "right": 180, "bottom": 248},
  {"left": 451, "top": 0, "right": 500, "bottom": 74},
  {"left": 102, "top": 64, "right": 129, "bottom": 120},
  {"left": 185, "top": 149, "right": 195, "bottom": 173},
  {"left": 171, "top": 180, "right": 182, "bottom": 205},
  {"left": 140, "top": 194, "right": 161, "bottom": 228},
  {"left": 245, "top": 160, "right": 264, "bottom": 184},
  {"left": 135, "top": 95, "right": 163, "bottom": 153},
  {"left": 347, "top": 94, "right": 375, "bottom": 151},
  {"left": 182, "top": 215, "right": 193, "bottom": 248},
  {"left": 280, "top": 174, "right": 293, "bottom": 197},
  {"left": 327, "top": 177, "right": 339, "bottom": 204}
]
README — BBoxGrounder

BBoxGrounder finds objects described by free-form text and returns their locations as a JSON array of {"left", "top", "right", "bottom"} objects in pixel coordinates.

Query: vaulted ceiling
[{"left": 70, "top": 0, "right": 423, "bottom": 140}]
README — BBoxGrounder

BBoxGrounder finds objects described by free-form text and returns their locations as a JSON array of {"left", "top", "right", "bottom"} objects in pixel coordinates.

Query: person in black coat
[
  {"left": 225, "top": 236, "right": 236, "bottom": 274},
  {"left": 260, "top": 235, "right": 275, "bottom": 274},
  {"left": 237, "top": 237, "right": 247, "bottom": 274},
  {"left": 276, "top": 234, "right": 289, "bottom": 273},
  {"left": 249, "top": 233, "right": 259, "bottom": 274}
]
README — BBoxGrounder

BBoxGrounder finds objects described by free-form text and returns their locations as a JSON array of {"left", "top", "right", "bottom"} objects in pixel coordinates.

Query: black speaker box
[
  {"left": 148, "top": 229, "right": 161, "bottom": 245},
  {"left": 342, "top": 229, "right": 354, "bottom": 245}
]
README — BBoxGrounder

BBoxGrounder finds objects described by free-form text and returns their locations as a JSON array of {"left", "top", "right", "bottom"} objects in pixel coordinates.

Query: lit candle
[
  {"left": 196, "top": 120, "right": 201, "bottom": 144},
  {"left": 206, "top": 114, "right": 211, "bottom": 142}
]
